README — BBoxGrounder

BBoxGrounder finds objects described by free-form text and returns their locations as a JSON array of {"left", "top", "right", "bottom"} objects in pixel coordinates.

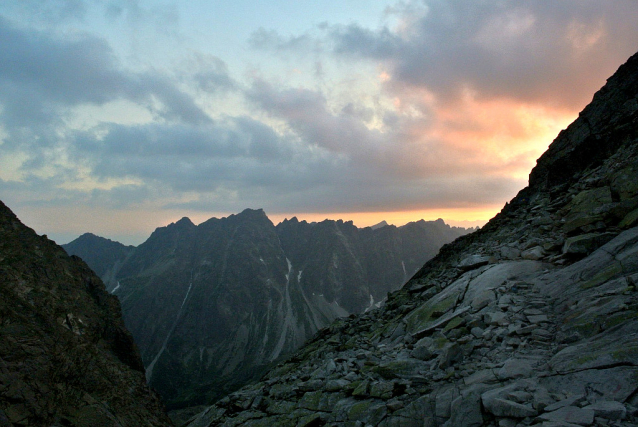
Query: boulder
[{"left": 562, "top": 232, "right": 616, "bottom": 255}]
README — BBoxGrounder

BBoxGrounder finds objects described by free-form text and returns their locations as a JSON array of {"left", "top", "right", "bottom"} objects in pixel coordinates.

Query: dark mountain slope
[
  {"left": 186, "top": 52, "right": 638, "bottom": 427},
  {"left": 0, "top": 201, "right": 173, "bottom": 426}
]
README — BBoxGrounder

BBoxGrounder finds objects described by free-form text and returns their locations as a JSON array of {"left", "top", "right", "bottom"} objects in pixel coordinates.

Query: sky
[{"left": 2, "top": 1, "right": 638, "bottom": 245}]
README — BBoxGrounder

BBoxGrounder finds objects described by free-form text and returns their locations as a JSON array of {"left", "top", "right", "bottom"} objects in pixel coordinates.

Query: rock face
[
  {"left": 0, "top": 201, "right": 173, "bottom": 426},
  {"left": 64, "top": 212, "right": 468, "bottom": 409},
  {"left": 185, "top": 53, "right": 638, "bottom": 426}
]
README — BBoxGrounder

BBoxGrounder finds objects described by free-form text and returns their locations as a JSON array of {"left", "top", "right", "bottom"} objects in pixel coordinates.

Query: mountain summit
[{"left": 186, "top": 53, "right": 638, "bottom": 426}]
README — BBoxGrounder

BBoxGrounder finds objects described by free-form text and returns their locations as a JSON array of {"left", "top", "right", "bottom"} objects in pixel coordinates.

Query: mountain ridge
[{"left": 63, "top": 211, "right": 470, "bottom": 411}]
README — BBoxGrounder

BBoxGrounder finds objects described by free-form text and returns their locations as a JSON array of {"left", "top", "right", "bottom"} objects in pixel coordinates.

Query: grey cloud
[
  {"left": 181, "top": 53, "right": 237, "bottom": 94},
  {"left": 1, "top": 0, "right": 86, "bottom": 25},
  {"left": 331, "top": 24, "right": 400, "bottom": 59},
  {"left": 248, "top": 27, "right": 323, "bottom": 54},
  {"left": 329, "top": 0, "right": 638, "bottom": 108},
  {"left": 246, "top": 80, "right": 386, "bottom": 159},
  {"left": 0, "top": 15, "right": 210, "bottom": 139}
]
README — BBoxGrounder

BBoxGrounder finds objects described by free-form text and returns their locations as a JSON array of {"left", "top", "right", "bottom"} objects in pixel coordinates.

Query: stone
[
  {"left": 436, "top": 387, "right": 459, "bottom": 418},
  {"left": 527, "top": 314, "right": 549, "bottom": 324},
  {"left": 522, "top": 246, "right": 546, "bottom": 260},
  {"left": 471, "top": 289, "right": 496, "bottom": 311},
  {"left": 457, "top": 255, "right": 492, "bottom": 271},
  {"left": 325, "top": 379, "right": 350, "bottom": 392},
  {"left": 567, "top": 187, "right": 613, "bottom": 216},
  {"left": 438, "top": 343, "right": 464, "bottom": 369},
  {"left": 619, "top": 207, "right": 638, "bottom": 228},
  {"left": 610, "top": 164, "right": 638, "bottom": 200},
  {"left": 464, "top": 369, "right": 498, "bottom": 386},
  {"left": 496, "top": 359, "right": 534, "bottom": 380},
  {"left": 485, "top": 311, "right": 509, "bottom": 325},
  {"left": 297, "top": 413, "right": 324, "bottom": 427},
  {"left": 538, "top": 406, "right": 595, "bottom": 426},
  {"left": 445, "top": 391, "right": 483, "bottom": 427},
  {"left": 501, "top": 246, "right": 521, "bottom": 260},
  {"left": 370, "top": 381, "right": 395, "bottom": 399},
  {"left": 583, "top": 400, "right": 626, "bottom": 420},
  {"left": 563, "top": 215, "right": 604, "bottom": 234},
  {"left": 562, "top": 233, "right": 616, "bottom": 255},
  {"left": 410, "top": 346, "right": 433, "bottom": 361},
  {"left": 470, "top": 327, "right": 484, "bottom": 338},
  {"left": 483, "top": 398, "right": 538, "bottom": 418}
]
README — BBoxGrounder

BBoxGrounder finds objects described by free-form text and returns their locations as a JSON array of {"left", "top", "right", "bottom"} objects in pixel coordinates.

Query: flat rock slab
[
  {"left": 527, "top": 314, "right": 549, "bottom": 324},
  {"left": 538, "top": 406, "right": 594, "bottom": 426},
  {"left": 484, "top": 398, "right": 538, "bottom": 418},
  {"left": 540, "top": 366, "right": 638, "bottom": 403},
  {"left": 457, "top": 255, "right": 492, "bottom": 270},
  {"left": 583, "top": 400, "right": 627, "bottom": 420}
]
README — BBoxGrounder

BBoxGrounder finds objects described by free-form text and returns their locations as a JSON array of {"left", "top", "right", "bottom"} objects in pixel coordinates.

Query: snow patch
[
  {"left": 271, "top": 259, "right": 295, "bottom": 360},
  {"left": 111, "top": 281, "right": 120, "bottom": 294}
]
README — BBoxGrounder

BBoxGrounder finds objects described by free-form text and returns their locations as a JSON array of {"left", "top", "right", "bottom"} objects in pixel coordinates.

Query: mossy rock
[
  {"left": 580, "top": 262, "right": 623, "bottom": 290},
  {"left": 442, "top": 316, "right": 464, "bottom": 332},
  {"left": 404, "top": 293, "right": 458, "bottom": 333}
]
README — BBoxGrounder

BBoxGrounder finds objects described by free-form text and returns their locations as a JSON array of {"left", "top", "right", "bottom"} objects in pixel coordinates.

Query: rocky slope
[
  {"left": 0, "top": 201, "right": 173, "bottom": 426},
  {"left": 185, "top": 52, "right": 638, "bottom": 426},
  {"left": 64, "top": 212, "right": 469, "bottom": 410}
]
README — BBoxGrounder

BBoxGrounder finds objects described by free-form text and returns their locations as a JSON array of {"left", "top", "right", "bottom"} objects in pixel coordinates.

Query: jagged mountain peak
[
  {"left": 371, "top": 220, "right": 389, "bottom": 230},
  {"left": 174, "top": 216, "right": 195, "bottom": 227}
]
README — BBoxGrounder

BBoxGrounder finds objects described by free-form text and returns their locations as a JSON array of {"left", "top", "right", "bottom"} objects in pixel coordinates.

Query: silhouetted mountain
[
  {"left": 62, "top": 232, "right": 134, "bottom": 285},
  {"left": 185, "top": 52, "right": 638, "bottom": 426},
  {"left": 0, "top": 201, "right": 173, "bottom": 426},
  {"left": 64, "top": 212, "right": 470, "bottom": 410}
]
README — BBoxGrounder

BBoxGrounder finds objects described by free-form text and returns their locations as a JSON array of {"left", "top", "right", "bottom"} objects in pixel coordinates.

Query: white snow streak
[
  {"left": 146, "top": 274, "right": 193, "bottom": 382},
  {"left": 271, "top": 259, "right": 294, "bottom": 361},
  {"left": 111, "top": 281, "right": 121, "bottom": 294}
]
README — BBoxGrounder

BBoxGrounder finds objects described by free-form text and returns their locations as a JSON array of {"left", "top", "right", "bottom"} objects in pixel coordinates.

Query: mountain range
[
  {"left": 63, "top": 213, "right": 471, "bottom": 410},
  {"left": 183, "top": 52, "right": 638, "bottom": 426}
]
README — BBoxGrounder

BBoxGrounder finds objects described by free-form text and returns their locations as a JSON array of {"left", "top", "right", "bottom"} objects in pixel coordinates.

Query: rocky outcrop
[
  {"left": 64, "top": 211, "right": 469, "bottom": 410},
  {"left": 0, "top": 201, "right": 173, "bottom": 426},
  {"left": 185, "top": 52, "right": 638, "bottom": 426}
]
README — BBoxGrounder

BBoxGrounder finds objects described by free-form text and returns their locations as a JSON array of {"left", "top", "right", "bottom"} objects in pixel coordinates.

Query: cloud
[
  {"left": 248, "top": 28, "right": 323, "bottom": 54},
  {"left": 0, "top": 15, "right": 210, "bottom": 139},
  {"left": 329, "top": 0, "right": 638, "bottom": 108},
  {"left": 186, "top": 53, "right": 237, "bottom": 93},
  {"left": 3, "top": 1, "right": 638, "bottom": 243}
]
